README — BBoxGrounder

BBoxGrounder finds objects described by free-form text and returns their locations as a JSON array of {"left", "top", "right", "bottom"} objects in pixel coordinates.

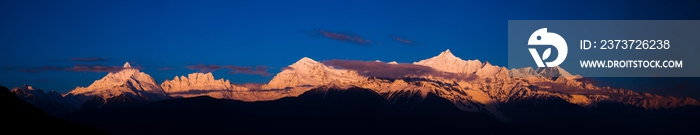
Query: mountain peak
[
  {"left": 290, "top": 57, "right": 321, "bottom": 68},
  {"left": 414, "top": 49, "right": 483, "bottom": 74},
  {"left": 438, "top": 49, "right": 456, "bottom": 58},
  {"left": 482, "top": 61, "right": 491, "bottom": 67},
  {"left": 161, "top": 72, "right": 248, "bottom": 95},
  {"left": 65, "top": 62, "right": 167, "bottom": 104},
  {"left": 443, "top": 49, "right": 452, "bottom": 53},
  {"left": 263, "top": 56, "right": 364, "bottom": 89},
  {"left": 535, "top": 66, "right": 574, "bottom": 77},
  {"left": 296, "top": 57, "right": 317, "bottom": 63},
  {"left": 123, "top": 62, "right": 131, "bottom": 68}
]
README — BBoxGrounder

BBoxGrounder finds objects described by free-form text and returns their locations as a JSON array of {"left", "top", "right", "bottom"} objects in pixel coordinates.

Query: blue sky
[{"left": 2, "top": 0, "right": 699, "bottom": 94}]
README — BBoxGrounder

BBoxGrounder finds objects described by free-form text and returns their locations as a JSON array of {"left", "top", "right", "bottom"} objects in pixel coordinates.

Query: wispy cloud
[
  {"left": 392, "top": 36, "right": 414, "bottom": 45},
  {"left": 281, "top": 67, "right": 294, "bottom": 71},
  {"left": 19, "top": 79, "right": 51, "bottom": 83},
  {"left": 237, "top": 83, "right": 265, "bottom": 90},
  {"left": 186, "top": 64, "right": 223, "bottom": 72},
  {"left": 225, "top": 66, "right": 272, "bottom": 76},
  {"left": 8, "top": 67, "right": 43, "bottom": 73},
  {"left": 322, "top": 60, "right": 476, "bottom": 82},
  {"left": 65, "top": 65, "right": 126, "bottom": 73},
  {"left": 391, "top": 35, "right": 424, "bottom": 46},
  {"left": 51, "top": 57, "right": 110, "bottom": 62},
  {"left": 6, "top": 64, "right": 139, "bottom": 73},
  {"left": 310, "top": 29, "right": 373, "bottom": 45},
  {"left": 68, "top": 57, "right": 110, "bottom": 62},
  {"left": 157, "top": 67, "right": 176, "bottom": 71},
  {"left": 186, "top": 64, "right": 272, "bottom": 76},
  {"left": 531, "top": 81, "right": 611, "bottom": 95}
]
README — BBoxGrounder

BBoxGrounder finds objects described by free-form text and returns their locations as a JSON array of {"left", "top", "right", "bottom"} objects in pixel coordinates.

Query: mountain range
[{"left": 7, "top": 49, "right": 700, "bottom": 135}]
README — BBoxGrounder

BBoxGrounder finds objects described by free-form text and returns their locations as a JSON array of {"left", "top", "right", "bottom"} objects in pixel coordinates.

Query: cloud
[
  {"left": 186, "top": 64, "right": 223, "bottom": 72},
  {"left": 531, "top": 82, "right": 611, "bottom": 95},
  {"left": 6, "top": 64, "right": 138, "bottom": 73},
  {"left": 186, "top": 64, "right": 272, "bottom": 76},
  {"left": 51, "top": 57, "right": 110, "bottom": 62},
  {"left": 157, "top": 67, "right": 176, "bottom": 71},
  {"left": 18, "top": 79, "right": 51, "bottom": 83},
  {"left": 237, "top": 83, "right": 265, "bottom": 90},
  {"left": 391, "top": 36, "right": 414, "bottom": 45},
  {"left": 65, "top": 65, "right": 126, "bottom": 73},
  {"left": 68, "top": 57, "right": 110, "bottom": 62},
  {"left": 391, "top": 35, "right": 425, "bottom": 46},
  {"left": 281, "top": 67, "right": 294, "bottom": 71},
  {"left": 313, "top": 29, "right": 372, "bottom": 45},
  {"left": 8, "top": 67, "right": 43, "bottom": 73},
  {"left": 225, "top": 66, "right": 272, "bottom": 76},
  {"left": 322, "top": 60, "right": 476, "bottom": 82},
  {"left": 4, "top": 66, "right": 53, "bottom": 73}
]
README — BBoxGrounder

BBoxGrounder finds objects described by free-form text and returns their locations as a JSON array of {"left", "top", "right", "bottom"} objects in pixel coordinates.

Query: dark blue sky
[{"left": 2, "top": 0, "right": 699, "bottom": 94}]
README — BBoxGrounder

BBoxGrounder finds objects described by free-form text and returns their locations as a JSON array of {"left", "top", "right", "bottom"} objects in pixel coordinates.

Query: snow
[
  {"left": 123, "top": 62, "right": 131, "bottom": 68},
  {"left": 262, "top": 57, "right": 365, "bottom": 89},
  {"left": 413, "top": 49, "right": 484, "bottom": 74},
  {"left": 13, "top": 51, "right": 698, "bottom": 123},
  {"left": 474, "top": 61, "right": 502, "bottom": 77},
  {"left": 161, "top": 72, "right": 249, "bottom": 98},
  {"left": 248, "top": 50, "right": 699, "bottom": 120},
  {"left": 296, "top": 57, "right": 317, "bottom": 65},
  {"left": 64, "top": 63, "right": 168, "bottom": 104},
  {"left": 535, "top": 66, "right": 575, "bottom": 78},
  {"left": 509, "top": 67, "right": 537, "bottom": 77}
]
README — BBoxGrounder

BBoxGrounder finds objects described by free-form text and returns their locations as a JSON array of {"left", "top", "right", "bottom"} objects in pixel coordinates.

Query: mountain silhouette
[
  {"left": 0, "top": 86, "right": 108, "bottom": 134},
  {"left": 499, "top": 97, "right": 700, "bottom": 134},
  {"left": 65, "top": 87, "right": 515, "bottom": 135},
  {"left": 62, "top": 85, "right": 700, "bottom": 135}
]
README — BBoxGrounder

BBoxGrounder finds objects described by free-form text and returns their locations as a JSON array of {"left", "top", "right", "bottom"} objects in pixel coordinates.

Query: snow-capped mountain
[
  {"left": 508, "top": 67, "right": 537, "bottom": 77},
  {"left": 161, "top": 72, "right": 248, "bottom": 98},
  {"left": 245, "top": 49, "right": 699, "bottom": 120},
  {"left": 535, "top": 66, "right": 577, "bottom": 77},
  {"left": 10, "top": 50, "right": 700, "bottom": 122},
  {"left": 262, "top": 57, "right": 365, "bottom": 89},
  {"left": 9, "top": 50, "right": 699, "bottom": 135},
  {"left": 160, "top": 50, "right": 698, "bottom": 116},
  {"left": 413, "top": 49, "right": 484, "bottom": 74},
  {"left": 63, "top": 62, "right": 169, "bottom": 109},
  {"left": 144, "top": 49, "right": 688, "bottom": 121},
  {"left": 179, "top": 57, "right": 365, "bottom": 102},
  {"left": 412, "top": 49, "right": 510, "bottom": 79}
]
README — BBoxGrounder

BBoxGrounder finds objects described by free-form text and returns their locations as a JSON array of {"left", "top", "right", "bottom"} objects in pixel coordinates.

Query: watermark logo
[
  {"left": 510, "top": 21, "right": 696, "bottom": 77},
  {"left": 528, "top": 28, "right": 568, "bottom": 67}
]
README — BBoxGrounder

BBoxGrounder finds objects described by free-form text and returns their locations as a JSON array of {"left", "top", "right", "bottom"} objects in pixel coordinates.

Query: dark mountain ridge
[
  {"left": 65, "top": 87, "right": 514, "bottom": 135},
  {"left": 0, "top": 86, "right": 108, "bottom": 134}
]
